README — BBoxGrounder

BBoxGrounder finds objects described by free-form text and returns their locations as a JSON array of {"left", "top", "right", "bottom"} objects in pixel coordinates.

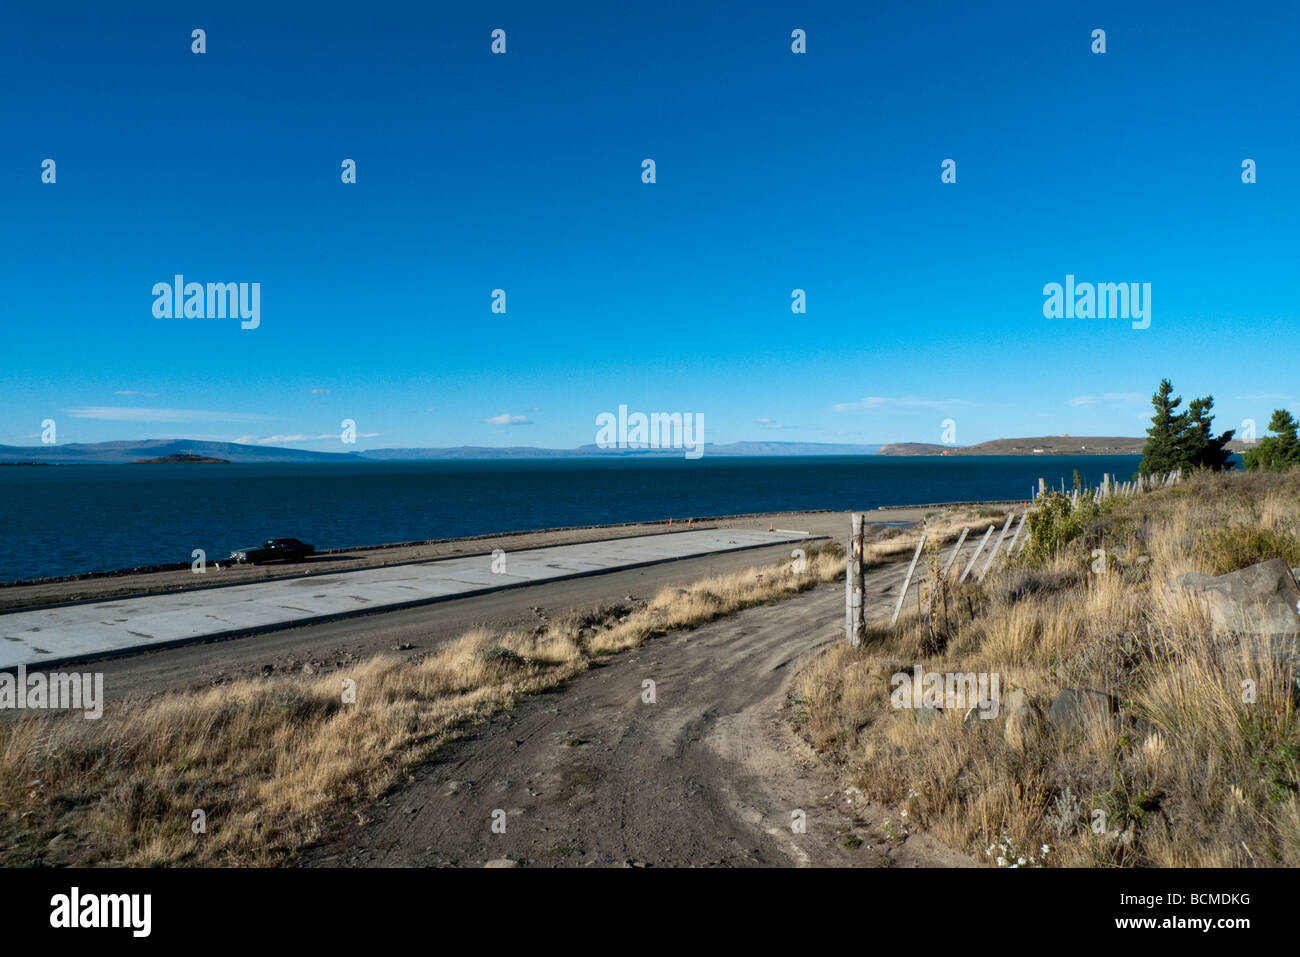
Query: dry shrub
[{"left": 794, "top": 470, "right": 1300, "bottom": 867}]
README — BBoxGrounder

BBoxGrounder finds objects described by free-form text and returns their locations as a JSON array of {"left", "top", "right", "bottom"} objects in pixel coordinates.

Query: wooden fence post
[
  {"left": 978, "top": 512, "right": 1015, "bottom": 582},
  {"left": 891, "top": 534, "right": 926, "bottom": 626},
  {"left": 1005, "top": 510, "right": 1027, "bottom": 556},
  {"left": 846, "top": 513, "right": 865, "bottom": 647},
  {"left": 941, "top": 527, "right": 969, "bottom": 581},
  {"left": 959, "top": 525, "right": 995, "bottom": 584},
  {"left": 925, "top": 527, "right": 969, "bottom": 615}
]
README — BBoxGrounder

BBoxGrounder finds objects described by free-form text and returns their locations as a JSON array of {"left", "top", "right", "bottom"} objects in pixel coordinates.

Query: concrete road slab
[{"left": 0, "top": 528, "right": 813, "bottom": 670}]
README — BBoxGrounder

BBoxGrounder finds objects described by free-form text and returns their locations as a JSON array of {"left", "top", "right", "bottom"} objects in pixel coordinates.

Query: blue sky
[{"left": 3, "top": 0, "right": 1298, "bottom": 452}]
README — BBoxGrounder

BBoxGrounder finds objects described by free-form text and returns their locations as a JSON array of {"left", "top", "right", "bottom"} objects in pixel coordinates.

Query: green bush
[{"left": 1024, "top": 493, "right": 1099, "bottom": 564}]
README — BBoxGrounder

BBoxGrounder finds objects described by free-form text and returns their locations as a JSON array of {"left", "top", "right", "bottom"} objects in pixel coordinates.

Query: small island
[{"left": 131, "top": 454, "right": 231, "bottom": 465}]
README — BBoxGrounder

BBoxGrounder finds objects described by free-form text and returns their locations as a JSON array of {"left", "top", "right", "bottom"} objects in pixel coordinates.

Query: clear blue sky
[{"left": 3, "top": 0, "right": 1298, "bottom": 452}]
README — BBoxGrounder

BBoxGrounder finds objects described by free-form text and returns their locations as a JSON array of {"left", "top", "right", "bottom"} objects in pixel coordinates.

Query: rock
[
  {"left": 913, "top": 703, "right": 941, "bottom": 725},
  {"left": 1049, "top": 688, "right": 1118, "bottom": 733},
  {"left": 302, "top": 663, "right": 316, "bottom": 675},
  {"left": 484, "top": 858, "right": 519, "bottom": 868},
  {"left": 1169, "top": 558, "right": 1300, "bottom": 636},
  {"left": 1003, "top": 688, "right": 1044, "bottom": 750}
]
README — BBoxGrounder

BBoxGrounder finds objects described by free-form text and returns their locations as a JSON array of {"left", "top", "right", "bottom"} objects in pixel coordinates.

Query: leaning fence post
[
  {"left": 1005, "top": 510, "right": 1027, "bottom": 556},
  {"left": 925, "top": 528, "right": 969, "bottom": 615},
  {"left": 978, "top": 513, "right": 1015, "bottom": 582},
  {"left": 891, "top": 534, "right": 926, "bottom": 626},
  {"left": 959, "top": 525, "right": 995, "bottom": 584},
  {"left": 941, "top": 527, "right": 969, "bottom": 581}
]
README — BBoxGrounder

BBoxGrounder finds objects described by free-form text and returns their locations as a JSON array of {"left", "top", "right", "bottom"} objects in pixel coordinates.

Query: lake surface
[{"left": 0, "top": 455, "right": 1148, "bottom": 582}]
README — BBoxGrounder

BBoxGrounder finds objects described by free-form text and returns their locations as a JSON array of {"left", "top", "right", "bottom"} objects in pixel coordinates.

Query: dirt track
[{"left": 305, "top": 571, "right": 975, "bottom": 869}]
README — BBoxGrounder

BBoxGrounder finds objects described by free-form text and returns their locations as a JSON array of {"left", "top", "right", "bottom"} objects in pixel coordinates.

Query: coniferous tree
[
  {"left": 1180, "top": 395, "right": 1235, "bottom": 471},
  {"left": 1139, "top": 380, "right": 1236, "bottom": 474},
  {"left": 1139, "top": 379, "right": 1184, "bottom": 475},
  {"left": 1242, "top": 409, "right": 1300, "bottom": 471}
]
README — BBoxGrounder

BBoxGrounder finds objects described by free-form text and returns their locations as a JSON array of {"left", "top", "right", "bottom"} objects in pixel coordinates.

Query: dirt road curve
[{"left": 305, "top": 577, "right": 974, "bottom": 869}]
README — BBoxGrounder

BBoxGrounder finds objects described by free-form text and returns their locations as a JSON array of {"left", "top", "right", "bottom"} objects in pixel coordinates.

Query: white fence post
[
  {"left": 1005, "top": 510, "right": 1027, "bottom": 556},
  {"left": 846, "top": 513, "right": 865, "bottom": 647},
  {"left": 978, "top": 512, "right": 1015, "bottom": 582},
  {"left": 891, "top": 534, "right": 926, "bottom": 626},
  {"left": 940, "top": 527, "right": 969, "bottom": 581},
  {"left": 959, "top": 525, "right": 995, "bottom": 584}
]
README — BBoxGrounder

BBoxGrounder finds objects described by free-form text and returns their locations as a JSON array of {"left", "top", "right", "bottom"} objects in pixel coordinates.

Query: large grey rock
[
  {"left": 1049, "top": 688, "right": 1118, "bottom": 733},
  {"left": 1169, "top": 558, "right": 1300, "bottom": 637},
  {"left": 1003, "top": 688, "right": 1044, "bottom": 750}
]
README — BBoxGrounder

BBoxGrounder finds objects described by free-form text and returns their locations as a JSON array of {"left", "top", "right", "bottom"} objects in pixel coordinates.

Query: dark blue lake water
[{"left": 0, "top": 455, "right": 1146, "bottom": 582}]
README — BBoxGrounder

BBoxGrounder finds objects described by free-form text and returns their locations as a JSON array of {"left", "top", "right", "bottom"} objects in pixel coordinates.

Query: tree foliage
[
  {"left": 1139, "top": 379, "right": 1236, "bottom": 475},
  {"left": 1242, "top": 409, "right": 1300, "bottom": 472}
]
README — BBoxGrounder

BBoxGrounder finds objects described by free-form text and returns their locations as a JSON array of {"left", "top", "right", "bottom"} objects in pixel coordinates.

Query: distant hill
[
  {"left": 0, "top": 440, "right": 359, "bottom": 465},
  {"left": 951, "top": 436, "right": 1147, "bottom": 455},
  {"left": 132, "top": 454, "right": 230, "bottom": 464},
  {"left": 877, "top": 442, "right": 955, "bottom": 456},
  {"left": 877, "top": 438, "right": 1150, "bottom": 457}
]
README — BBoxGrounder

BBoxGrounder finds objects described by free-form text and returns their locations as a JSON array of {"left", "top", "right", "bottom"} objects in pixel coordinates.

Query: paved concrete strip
[{"left": 0, "top": 529, "right": 813, "bottom": 670}]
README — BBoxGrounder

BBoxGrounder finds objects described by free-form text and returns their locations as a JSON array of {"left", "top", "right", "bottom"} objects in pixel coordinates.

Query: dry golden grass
[
  {"left": 794, "top": 470, "right": 1300, "bottom": 867},
  {"left": 0, "top": 542, "right": 843, "bottom": 866}
]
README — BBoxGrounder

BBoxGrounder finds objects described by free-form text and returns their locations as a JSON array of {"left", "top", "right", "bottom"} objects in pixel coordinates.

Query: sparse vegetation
[
  {"left": 795, "top": 469, "right": 1300, "bottom": 867},
  {"left": 1197, "top": 524, "right": 1300, "bottom": 575},
  {"left": 0, "top": 543, "right": 845, "bottom": 866}
]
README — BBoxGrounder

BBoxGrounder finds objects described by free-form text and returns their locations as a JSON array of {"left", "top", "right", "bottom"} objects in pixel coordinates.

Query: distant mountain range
[
  {"left": 0, "top": 435, "right": 1250, "bottom": 464},
  {"left": 0, "top": 438, "right": 886, "bottom": 464}
]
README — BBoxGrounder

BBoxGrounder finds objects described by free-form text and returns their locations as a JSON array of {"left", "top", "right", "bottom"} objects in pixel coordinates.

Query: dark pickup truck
[{"left": 228, "top": 537, "right": 316, "bottom": 565}]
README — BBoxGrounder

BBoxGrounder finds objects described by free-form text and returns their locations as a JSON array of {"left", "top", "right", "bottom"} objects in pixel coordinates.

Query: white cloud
[
  {"left": 66, "top": 407, "right": 268, "bottom": 423},
  {"left": 309, "top": 388, "right": 331, "bottom": 395},
  {"left": 486, "top": 413, "right": 531, "bottom": 426},
  {"left": 832, "top": 396, "right": 970, "bottom": 413},
  {"left": 114, "top": 390, "right": 157, "bottom": 397},
  {"left": 1067, "top": 392, "right": 1143, "bottom": 407}
]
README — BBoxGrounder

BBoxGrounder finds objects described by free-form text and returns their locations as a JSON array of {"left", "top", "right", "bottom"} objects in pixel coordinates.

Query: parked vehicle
[{"left": 228, "top": 537, "right": 315, "bottom": 564}]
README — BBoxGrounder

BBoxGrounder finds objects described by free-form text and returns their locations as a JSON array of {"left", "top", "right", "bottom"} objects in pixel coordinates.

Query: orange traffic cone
[{"left": 769, "top": 522, "right": 775, "bottom": 532}]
